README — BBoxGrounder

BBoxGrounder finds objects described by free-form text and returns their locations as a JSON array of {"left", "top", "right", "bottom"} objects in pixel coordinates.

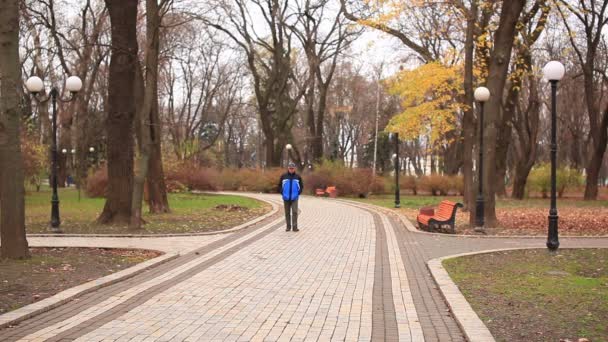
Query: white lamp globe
[
  {"left": 61, "top": 148, "right": 67, "bottom": 154},
  {"left": 26, "top": 76, "right": 44, "bottom": 93},
  {"left": 392, "top": 153, "right": 397, "bottom": 160},
  {"left": 71, "top": 149, "right": 76, "bottom": 154},
  {"left": 474, "top": 87, "right": 490, "bottom": 102},
  {"left": 89, "top": 147, "right": 95, "bottom": 153},
  {"left": 286, "top": 144, "right": 292, "bottom": 150},
  {"left": 65, "top": 76, "right": 83, "bottom": 92},
  {"left": 543, "top": 61, "right": 565, "bottom": 81}
]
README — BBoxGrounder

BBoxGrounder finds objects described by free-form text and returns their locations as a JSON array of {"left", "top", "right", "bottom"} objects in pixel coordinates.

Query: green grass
[
  {"left": 443, "top": 248, "right": 608, "bottom": 341},
  {"left": 25, "top": 187, "right": 269, "bottom": 234}
]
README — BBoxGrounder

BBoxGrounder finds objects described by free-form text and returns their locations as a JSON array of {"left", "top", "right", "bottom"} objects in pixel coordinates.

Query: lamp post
[
  {"left": 26, "top": 75, "right": 82, "bottom": 232},
  {"left": 390, "top": 133, "right": 400, "bottom": 208},
  {"left": 543, "top": 61, "right": 565, "bottom": 251},
  {"left": 285, "top": 144, "right": 292, "bottom": 167},
  {"left": 474, "top": 87, "right": 490, "bottom": 231}
]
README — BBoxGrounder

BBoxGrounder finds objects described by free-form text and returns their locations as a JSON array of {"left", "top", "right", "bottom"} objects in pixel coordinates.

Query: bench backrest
[
  {"left": 436, "top": 200, "right": 462, "bottom": 220},
  {"left": 326, "top": 186, "right": 336, "bottom": 192}
]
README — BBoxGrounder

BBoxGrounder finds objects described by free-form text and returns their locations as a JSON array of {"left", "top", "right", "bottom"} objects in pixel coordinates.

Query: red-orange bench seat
[{"left": 416, "top": 200, "right": 463, "bottom": 233}]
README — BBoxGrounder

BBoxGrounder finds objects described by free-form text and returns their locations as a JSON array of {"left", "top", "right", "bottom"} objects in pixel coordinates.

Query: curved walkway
[{"left": 0, "top": 194, "right": 606, "bottom": 342}]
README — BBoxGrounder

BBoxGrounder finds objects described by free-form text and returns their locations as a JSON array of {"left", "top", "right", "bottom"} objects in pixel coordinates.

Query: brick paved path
[{"left": 1, "top": 194, "right": 607, "bottom": 342}]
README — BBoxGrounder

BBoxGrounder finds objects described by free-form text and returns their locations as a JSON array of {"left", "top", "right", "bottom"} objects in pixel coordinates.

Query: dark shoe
[
  {"left": 286, "top": 227, "right": 291, "bottom": 231},
  {"left": 292, "top": 227, "right": 299, "bottom": 232}
]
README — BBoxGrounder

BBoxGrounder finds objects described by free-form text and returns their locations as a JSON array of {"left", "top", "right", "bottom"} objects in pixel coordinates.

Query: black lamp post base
[
  {"left": 50, "top": 199, "right": 62, "bottom": 233},
  {"left": 475, "top": 197, "right": 484, "bottom": 229},
  {"left": 547, "top": 214, "right": 559, "bottom": 251}
]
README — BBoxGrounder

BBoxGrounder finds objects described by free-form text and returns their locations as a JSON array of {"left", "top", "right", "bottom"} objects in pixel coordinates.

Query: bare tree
[
  {"left": 288, "top": 0, "right": 361, "bottom": 163},
  {"left": 557, "top": 0, "right": 608, "bottom": 200},
  {"left": 197, "top": 0, "right": 307, "bottom": 167},
  {"left": 97, "top": 0, "right": 138, "bottom": 224}
]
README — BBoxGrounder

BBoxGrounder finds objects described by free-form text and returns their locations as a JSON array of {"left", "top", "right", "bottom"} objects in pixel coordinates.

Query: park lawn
[
  {"left": 25, "top": 188, "right": 271, "bottom": 234},
  {"left": 0, "top": 247, "right": 161, "bottom": 314},
  {"left": 443, "top": 248, "right": 608, "bottom": 342},
  {"left": 352, "top": 194, "right": 608, "bottom": 236}
]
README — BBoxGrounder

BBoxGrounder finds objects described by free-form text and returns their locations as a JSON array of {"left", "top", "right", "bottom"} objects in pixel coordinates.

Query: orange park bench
[
  {"left": 416, "top": 200, "right": 463, "bottom": 233},
  {"left": 315, "top": 186, "right": 338, "bottom": 198}
]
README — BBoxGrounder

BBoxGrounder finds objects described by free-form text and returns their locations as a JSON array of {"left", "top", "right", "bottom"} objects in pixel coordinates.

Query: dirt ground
[{"left": 0, "top": 247, "right": 161, "bottom": 314}]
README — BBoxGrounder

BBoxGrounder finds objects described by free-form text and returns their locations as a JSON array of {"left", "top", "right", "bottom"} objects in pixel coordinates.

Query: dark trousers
[{"left": 283, "top": 200, "right": 298, "bottom": 229}]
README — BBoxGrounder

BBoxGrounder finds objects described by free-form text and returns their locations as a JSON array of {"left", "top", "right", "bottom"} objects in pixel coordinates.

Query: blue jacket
[{"left": 278, "top": 172, "right": 303, "bottom": 201}]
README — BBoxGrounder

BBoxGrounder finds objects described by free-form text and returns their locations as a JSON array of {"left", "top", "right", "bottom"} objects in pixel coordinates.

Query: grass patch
[
  {"left": 443, "top": 248, "right": 608, "bottom": 341},
  {"left": 25, "top": 187, "right": 270, "bottom": 234}
]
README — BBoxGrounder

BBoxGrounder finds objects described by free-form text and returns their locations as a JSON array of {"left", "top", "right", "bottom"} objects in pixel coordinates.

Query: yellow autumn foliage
[{"left": 385, "top": 62, "right": 463, "bottom": 148}]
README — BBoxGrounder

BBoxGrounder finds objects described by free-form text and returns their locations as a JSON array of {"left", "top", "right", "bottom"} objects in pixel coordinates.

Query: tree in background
[
  {"left": 557, "top": 0, "right": 608, "bottom": 200},
  {"left": 97, "top": 0, "right": 138, "bottom": 224},
  {"left": 386, "top": 62, "right": 463, "bottom": 159}
]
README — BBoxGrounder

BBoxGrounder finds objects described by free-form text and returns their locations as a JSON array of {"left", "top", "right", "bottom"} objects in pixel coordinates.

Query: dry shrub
[
  {"left": 419, "top": 174, "right": 451, "bottom": 196},
  {"left": 85, "top": 165, "right": 108, "bottom": 198},
  {"left": 400, "top": 175, "right": 418, "bottom": 194},
  {"left": 449, "top": 175, "right": 464, "bottom": 195},
  {"left": 216, "top": 168, "right": 242, "bottom": 191},
  {"left": 165, "top": 179, "right": 188, "bottom": 193},
  {"left": 167, "top": 165, "right": 219, "bottom": 191},
  {"left": 303, "top": 161, "right": 384, "bottom": 196}
]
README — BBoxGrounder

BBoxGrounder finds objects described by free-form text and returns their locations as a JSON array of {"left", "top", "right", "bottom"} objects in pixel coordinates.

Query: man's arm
[
  {"left": 298, "top": 174, "right": 303, "bottom": 194},
  {"left": 278, "top": 174, "right": 284, "bottom": 193}
]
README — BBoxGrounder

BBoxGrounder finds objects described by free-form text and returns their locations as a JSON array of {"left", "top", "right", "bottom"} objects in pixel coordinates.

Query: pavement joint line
[
  {"left": 0, "top": 252, "right": 179, "bottom": 330},
  {"left": 17, "top": 215, "right": 286, "bottom": 342},
  {"left": 26, "top": 193, "right": 279, "bottom": 239},
  {"left": 380, "top": 211, "right": 424, "bottom": 341},
  {"left": 355, "top": 201, "right": 424, "bottom": 341}
]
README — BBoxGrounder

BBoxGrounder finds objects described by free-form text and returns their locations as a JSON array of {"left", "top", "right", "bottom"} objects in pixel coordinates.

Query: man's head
[{"left": 287, "top": 162, "right": 296, "bottom": 174}]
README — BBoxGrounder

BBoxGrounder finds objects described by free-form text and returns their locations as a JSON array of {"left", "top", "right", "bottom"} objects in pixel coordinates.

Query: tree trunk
[
  {"left": 584, "top": 109, "right": 608, "bottom": 199},
  {"left": 131, "top": 0, "right": 162, "bottom": 228},
  {"left": 0, "top": 0, "right": 29, "bottom": 259},
  {"left": 482, "top": 0, "right": 525, "bottom": 226},
  {"left": 97, "top": 0, "right": 138, "bottom": 225}
]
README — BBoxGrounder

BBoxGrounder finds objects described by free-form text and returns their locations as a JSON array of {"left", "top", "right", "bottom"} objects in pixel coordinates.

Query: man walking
[{"left": 278, "top": 162, "right": 303, "bottom": 231}]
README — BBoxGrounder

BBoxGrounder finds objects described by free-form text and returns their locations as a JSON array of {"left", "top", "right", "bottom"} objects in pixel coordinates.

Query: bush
[
  {"left": 557, "top": 167, "right": 584, "bottom": 198},
  {"left": 21, "top": 134, "right": 48, "bottom": 191},
  {"left": 418, "top": 174, "right": 451, "bottom": 196},
  {"left": 167, "top": 164, "right": 219, "bottom": 191},
  {"left": 302, "top": 161, "right": 385, "bottom": 196},
  {"left": 400, "top": 175, "right": 418, "bottom": 194},
  {"left": 241, "top": 168, "right": 283, "bottom": 193},
  {"left": 449, "top": 175, "right": 464, "bottom": 195},
  {"left": 85, "top": 165, "right": 108, "bottom": 198},
  {"left": 527, "top": 164, "right": 584, "bottom": 198},
  {"left": 165, "top": 179, "right": 188, "bottom": 193}
]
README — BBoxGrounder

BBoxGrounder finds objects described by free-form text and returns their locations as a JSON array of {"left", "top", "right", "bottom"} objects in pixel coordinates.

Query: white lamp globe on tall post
[
  {"left": 473, "top": 86, "right": 490, "bottom": 231},
  {"left": 284, "top": 144, "right": 293, "bottom": 167},
  {"left": 25, "top": 75, "right": 82, "bottom": 232},
  {"left": 542, "top": 61, "right": 565, "bottom": 251}
]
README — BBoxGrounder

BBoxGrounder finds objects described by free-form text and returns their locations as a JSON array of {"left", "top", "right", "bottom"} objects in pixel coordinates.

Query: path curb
[
  {"left": 426, "top": 251, "right": 504, "bottom": 342},
  {"left": 0, "top": 251, "right": 178, "bottom": 330}
]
